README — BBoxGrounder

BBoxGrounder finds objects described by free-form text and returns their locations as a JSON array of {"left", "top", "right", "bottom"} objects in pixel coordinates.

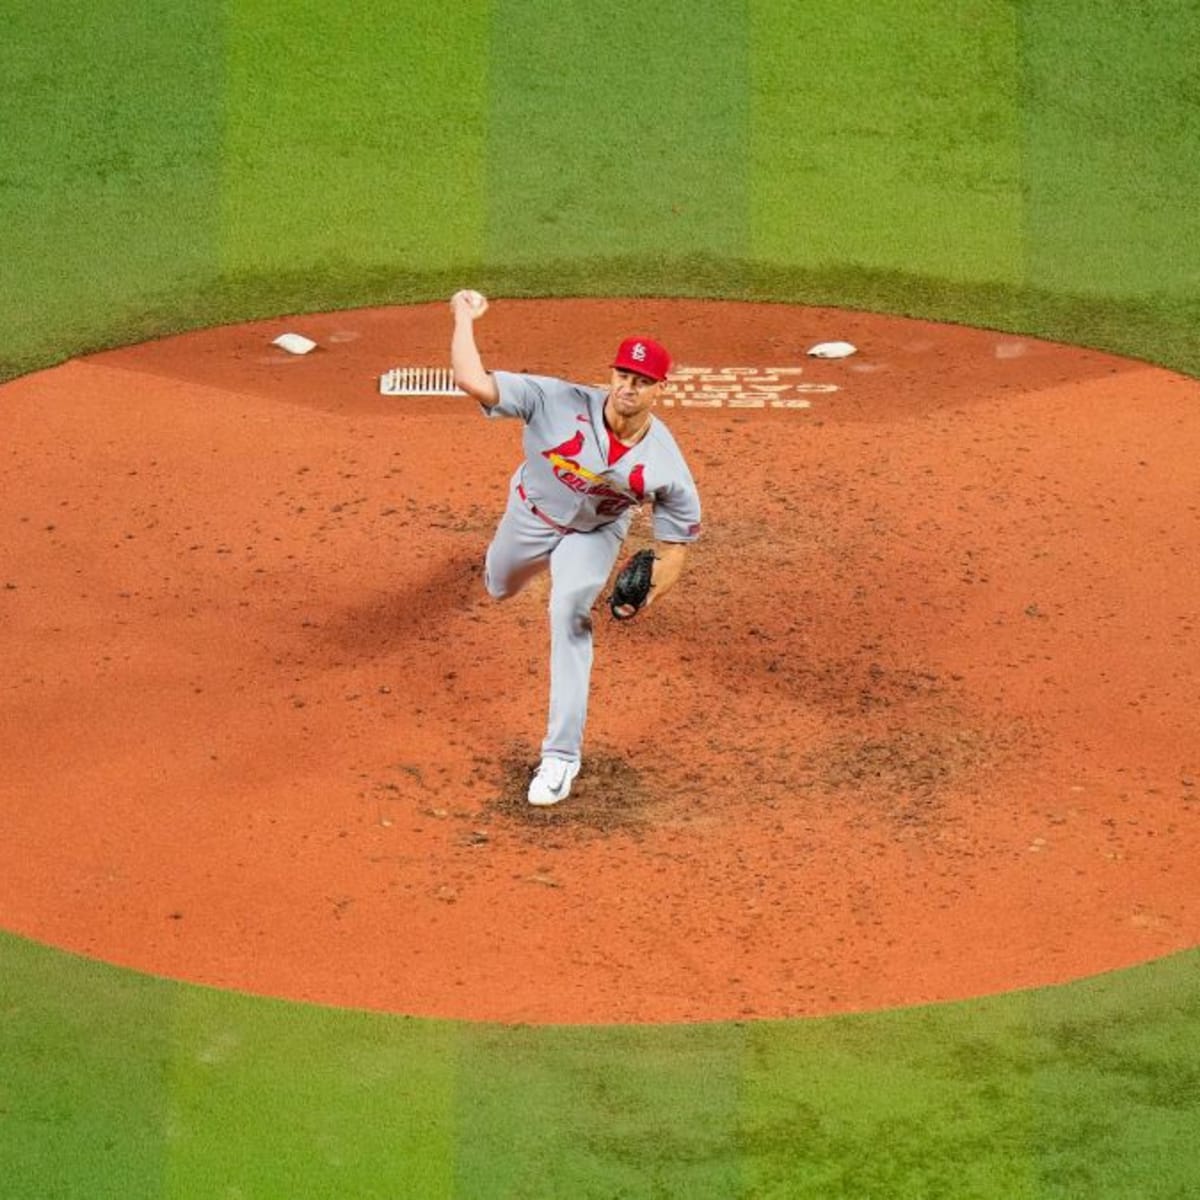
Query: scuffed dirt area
[
  {"left": 485, "top": 744, "right": 655, "bottom": 839},
  {"left": 1, "top": 298, "right": 1198, "bottom": 1023}
]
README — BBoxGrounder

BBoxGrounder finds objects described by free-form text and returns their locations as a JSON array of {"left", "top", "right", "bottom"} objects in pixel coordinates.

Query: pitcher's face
[{"left": 609, "top": 368, "right": 666, "bottom": 419}]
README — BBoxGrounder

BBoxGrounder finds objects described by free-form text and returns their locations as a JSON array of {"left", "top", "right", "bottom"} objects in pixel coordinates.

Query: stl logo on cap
[{"left": 613, "top": 335, "right": 671, "bottom": 382}]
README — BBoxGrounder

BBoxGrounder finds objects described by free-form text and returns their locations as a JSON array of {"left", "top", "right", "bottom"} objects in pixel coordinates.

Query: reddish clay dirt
[{"left": 2, "top": 299, "right": 1198, "bottom": 1024}]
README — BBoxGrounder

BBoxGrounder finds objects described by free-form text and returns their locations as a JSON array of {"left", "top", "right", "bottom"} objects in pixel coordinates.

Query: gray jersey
[{"left": 485, "top": 371, "right": 702, "bottom": 541}]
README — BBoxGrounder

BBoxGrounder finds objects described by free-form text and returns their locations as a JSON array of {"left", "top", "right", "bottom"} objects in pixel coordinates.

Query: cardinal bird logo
[
  {"left": 541, "top": 431, "right": 605, "bottom": 485},
  {"left": 628, "top": 463, "right": 646, "bottom": 501}
]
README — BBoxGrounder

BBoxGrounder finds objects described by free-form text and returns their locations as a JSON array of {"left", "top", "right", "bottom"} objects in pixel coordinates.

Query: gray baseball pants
[{"left": 484, "top": 484, "right": 626, "bottom": 763}]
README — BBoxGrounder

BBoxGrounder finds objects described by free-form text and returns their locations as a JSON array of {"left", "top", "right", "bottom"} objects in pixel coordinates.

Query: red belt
[{"left": 517, "top": 483, "right": 577, "bottom": 535}]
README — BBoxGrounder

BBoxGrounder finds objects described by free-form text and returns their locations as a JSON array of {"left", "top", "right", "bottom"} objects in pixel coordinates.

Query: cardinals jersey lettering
[{"left": 484, "top": 371, "right": 701, "bottom": 541}]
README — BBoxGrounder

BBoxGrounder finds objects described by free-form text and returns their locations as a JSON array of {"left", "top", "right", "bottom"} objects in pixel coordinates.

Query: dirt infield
[{"left": 2, "top": 299, "right": 1197, "bottom": 1024}]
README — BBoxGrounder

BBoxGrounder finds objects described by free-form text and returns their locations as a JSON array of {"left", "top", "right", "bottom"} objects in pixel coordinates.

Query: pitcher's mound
[{"left": 2, "top": 299, "right": 1197, "bottom": 1023}]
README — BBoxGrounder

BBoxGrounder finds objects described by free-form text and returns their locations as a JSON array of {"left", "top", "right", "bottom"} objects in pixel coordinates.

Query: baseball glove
[{"left": 610, "top": 549, "right": 656, "bottom": 620}]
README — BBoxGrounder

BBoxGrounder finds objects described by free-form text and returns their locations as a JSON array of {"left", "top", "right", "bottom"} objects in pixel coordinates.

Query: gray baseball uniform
[{"left": 482, "top": 371, "right": 701, "bottom": 763}]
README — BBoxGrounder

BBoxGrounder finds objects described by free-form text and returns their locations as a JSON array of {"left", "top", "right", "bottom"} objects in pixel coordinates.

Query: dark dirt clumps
[{"left": 485, "top": 743, "right": 656, "bottom": 838}]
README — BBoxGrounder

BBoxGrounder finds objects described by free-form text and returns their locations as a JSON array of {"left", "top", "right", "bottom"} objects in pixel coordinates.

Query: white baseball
[{"left": 462, "top": 289, "right": 487, "bottom": 311}]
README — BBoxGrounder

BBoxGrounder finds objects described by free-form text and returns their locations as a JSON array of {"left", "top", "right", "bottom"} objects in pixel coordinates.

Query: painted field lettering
[{"left": 658, "top": 366, "right": 837, "bottom": 409}]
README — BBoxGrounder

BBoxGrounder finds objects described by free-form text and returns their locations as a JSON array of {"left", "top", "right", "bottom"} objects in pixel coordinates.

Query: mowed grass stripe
[
  {"left": 220, "top": 1, "right": 490, "bottom": 276},
  {"left": 451, "top": 1022, "right": 748, "bottom": 1197},
  {"left": 735, "top": 951, "right": 1200, "bottom": 1198},
  {"left": 748, "top": 0, "right": 1024, "bottom": 287},
  {"left": 1016, "top": 3, "right": 1200, "bottom": 299},
  {"left": 161, "top": 986, "right": 459, "bottom": 1199},
  {"left": 483, "top": 0, "right": 751, "bottom": 273},
  {"left": 0, "top": 2, "right": 225, "bottom": 378},
  {"left": 0, "top": 934, "right": 175, "bottom": 1198}
]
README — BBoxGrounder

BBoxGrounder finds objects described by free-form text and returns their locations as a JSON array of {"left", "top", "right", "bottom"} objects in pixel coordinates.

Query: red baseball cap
[{"left": 612, "top": 336, "right": 672, "bottom": 382}]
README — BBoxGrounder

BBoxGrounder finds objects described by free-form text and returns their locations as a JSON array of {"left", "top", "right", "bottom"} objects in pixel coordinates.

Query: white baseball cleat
[{"left": 527, "top": 757, "right": 581, "bottom": 806}]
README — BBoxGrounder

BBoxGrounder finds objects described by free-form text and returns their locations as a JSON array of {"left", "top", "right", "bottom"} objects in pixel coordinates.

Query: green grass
[
  {"left": 749, "top": 0, "right": 1026, "bottom": 286},
  {"left": 1018, "top": 0, "right": 1200, "bottom": 299},
  {"left": 483, "top": 0, "right": 752, "bottom": 268},
  {"left": 2, "top": 0, "right": 1200, "bottom": 1195},
  {"left": 220, "top": 2, "right": 489, "bottom": 275},
  {"left": 2, "top": 932, "right": 1198, "bottom": 1198},
  {"left": 4, "top": 2, "right": 1199, "bottom": 379},
  {"left": 0, "top": 2, "right": 224, "bottom": 376}
]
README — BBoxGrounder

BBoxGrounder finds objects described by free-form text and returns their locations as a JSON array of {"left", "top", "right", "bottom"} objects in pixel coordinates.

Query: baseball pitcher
[{"left": 449, "top": 289, "right": 701, "bottom": 805}]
